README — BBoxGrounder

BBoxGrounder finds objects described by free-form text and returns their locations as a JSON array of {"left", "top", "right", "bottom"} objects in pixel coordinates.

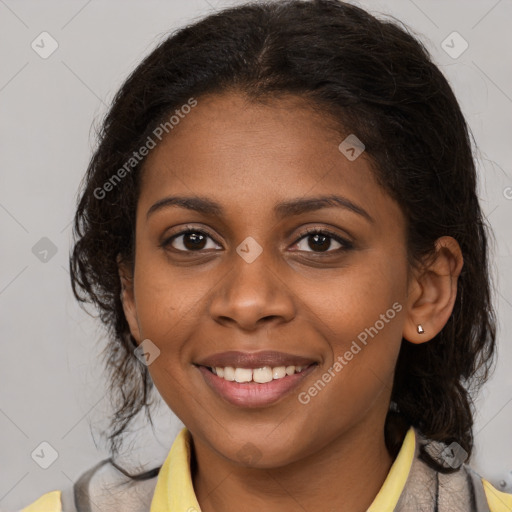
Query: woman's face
[{"left": 122, "top": 91, "right": 412, "bottom": 467}]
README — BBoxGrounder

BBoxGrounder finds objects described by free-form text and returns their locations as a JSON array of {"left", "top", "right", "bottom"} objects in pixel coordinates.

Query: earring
[{"left": 417, "top": 324, "right": 425, "bottom": 334}]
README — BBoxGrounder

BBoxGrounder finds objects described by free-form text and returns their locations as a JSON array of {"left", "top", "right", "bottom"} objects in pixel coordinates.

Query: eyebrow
[{"left": 146, "top": 194, "right": 374, "bottom": 223}]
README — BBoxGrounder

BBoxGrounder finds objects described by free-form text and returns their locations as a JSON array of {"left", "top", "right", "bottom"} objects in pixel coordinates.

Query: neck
[{"left": 191, "top": 412, "right": 397, "bottom": 512}]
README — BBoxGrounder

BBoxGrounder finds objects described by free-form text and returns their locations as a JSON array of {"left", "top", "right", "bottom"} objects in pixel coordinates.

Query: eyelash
[{"left": 160, "top": 225, "right": 353, "bottom": 254}]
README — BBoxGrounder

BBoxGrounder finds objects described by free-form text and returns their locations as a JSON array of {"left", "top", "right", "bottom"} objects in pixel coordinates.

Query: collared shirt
[{"left": 22, "top": 426, "right": 512, "bottom": 512}]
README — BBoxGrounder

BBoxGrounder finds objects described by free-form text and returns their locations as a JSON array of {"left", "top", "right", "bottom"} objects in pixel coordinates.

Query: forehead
[{"left": 138, "top": 91, "right": 399, "bottom": 225}]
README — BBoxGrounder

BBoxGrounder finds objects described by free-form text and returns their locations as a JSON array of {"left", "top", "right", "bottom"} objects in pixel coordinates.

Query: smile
[
  {"left": 194, "top": 350, "right": 319, "bottom": 408},
  {"left": 208, "top": 365, "right": 307, "bottom": 383}
]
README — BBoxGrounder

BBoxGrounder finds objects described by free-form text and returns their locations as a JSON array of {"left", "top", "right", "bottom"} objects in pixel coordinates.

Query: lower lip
[{"left": 197, "top": 364, "right": 317, "bottom": 408}]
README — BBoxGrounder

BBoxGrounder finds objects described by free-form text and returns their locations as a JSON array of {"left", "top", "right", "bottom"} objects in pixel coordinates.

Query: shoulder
[
  {"left": 396, "top": 428, "right": 512, "bottom": 512},
  {"left": 482, "top": 479, "right": 512, "bottom": 512},
  {"left": 19, "top": 459, "right": 159, "bottom": 512},
  {"left": 20, "top": 490, "right": 62, "bottom": 511},
  {"left": 23, "top": 477, "right": 512, "bottom": 512}
]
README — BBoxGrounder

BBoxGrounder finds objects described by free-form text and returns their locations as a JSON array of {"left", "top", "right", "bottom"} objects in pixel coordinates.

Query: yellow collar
[{"left": 150, "top": 426, "right": 416, "bottom": 511}]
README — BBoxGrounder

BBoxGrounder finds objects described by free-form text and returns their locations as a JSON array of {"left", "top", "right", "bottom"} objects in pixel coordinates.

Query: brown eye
[
  {"left": 293, "top": 229, "right": 352, "bottom": 253},
  {"left": 163, "top": 229, "right": 220, "bottom": 252}
]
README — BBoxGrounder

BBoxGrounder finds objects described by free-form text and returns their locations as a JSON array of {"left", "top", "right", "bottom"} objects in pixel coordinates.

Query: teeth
[
  {"left": 224, "top": 367, "right": 235, "bottom": 381},
  {"left": 253, "top": 367, "right": 273, "bottom": 383},
  {"left": 210, "top": 364, "right": 309, "bottom": 383},
  {"left": 272, "top": 366, "right": 286, "bottom": 379},
  {"left": 234, "top": 368, "right": 253, "bottom": 383}
]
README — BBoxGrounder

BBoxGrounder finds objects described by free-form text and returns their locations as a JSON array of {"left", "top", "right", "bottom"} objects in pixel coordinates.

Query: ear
[
  {"left": 117, "top": 254, "right": 142, "bottom": 344},
  {"left": 403, "top": 236, "right": 464, "bottom": 344}
]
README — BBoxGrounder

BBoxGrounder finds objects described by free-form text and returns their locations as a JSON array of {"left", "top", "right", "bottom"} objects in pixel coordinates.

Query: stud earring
[{"left": 417, "top": 324, "right": 425, "bottom": 334}]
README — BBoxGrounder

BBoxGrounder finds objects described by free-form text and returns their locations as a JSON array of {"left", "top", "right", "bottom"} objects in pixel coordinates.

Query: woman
[{"left": 21, "top": 0, "right": 512, "bottom": 510}]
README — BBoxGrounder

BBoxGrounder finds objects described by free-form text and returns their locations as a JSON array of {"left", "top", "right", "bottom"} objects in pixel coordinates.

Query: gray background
[{"left": 1, "top": 0, "right": 511, "bottom": 509}]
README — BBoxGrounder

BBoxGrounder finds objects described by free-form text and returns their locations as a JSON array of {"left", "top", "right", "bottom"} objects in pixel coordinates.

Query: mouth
[
  {"left": 206, "top": 363, "right": 310, "bottom": 382},
  {"left": 194, "top": 351, "right": 319, "bottom": 408}
]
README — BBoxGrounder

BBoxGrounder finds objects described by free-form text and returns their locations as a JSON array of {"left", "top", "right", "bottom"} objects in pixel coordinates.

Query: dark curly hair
[{"left": 70, "top": 0, "right": 497, "bottom": 474}]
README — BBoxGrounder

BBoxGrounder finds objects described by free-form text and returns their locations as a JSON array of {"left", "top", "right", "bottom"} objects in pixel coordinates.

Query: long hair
[{"left": 70, "top": 0, "right": 496, "bottom": 473}]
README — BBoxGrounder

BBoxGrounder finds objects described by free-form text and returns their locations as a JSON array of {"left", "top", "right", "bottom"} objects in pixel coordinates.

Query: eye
[
  {"left": 292, "top": 228, "right": 352, "bottom": 253},
  {"left": 161, "top": 227, "right": 221, "bottom": 252},
  {"left": 161, "top": 226, "right": 353, "bottom": 254}
]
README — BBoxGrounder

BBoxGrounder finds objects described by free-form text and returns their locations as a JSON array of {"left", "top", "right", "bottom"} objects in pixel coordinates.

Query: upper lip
[{"left": 195, "top": 350, "right": 317, "bottom": 369}]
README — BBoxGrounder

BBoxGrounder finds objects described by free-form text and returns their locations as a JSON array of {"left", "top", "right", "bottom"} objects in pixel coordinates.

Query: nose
[{"left": 208, "top": 247, "right": 296, "bottom": 331}]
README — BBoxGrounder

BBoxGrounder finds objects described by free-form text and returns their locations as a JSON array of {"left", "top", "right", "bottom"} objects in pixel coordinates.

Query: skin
[{"left": 119, "top": 91, "right": 463, "bottom": 512}]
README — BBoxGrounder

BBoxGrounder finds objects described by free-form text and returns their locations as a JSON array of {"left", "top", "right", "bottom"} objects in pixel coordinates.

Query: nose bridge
[{"left": 209, "top": 237, "right": 295, "bottom": 329}]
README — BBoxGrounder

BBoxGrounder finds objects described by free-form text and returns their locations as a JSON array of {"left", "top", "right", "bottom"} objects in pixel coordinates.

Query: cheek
[
  {"left": 297, "top": 252, "right": 406, "bottom": 402},
  {"left": 130, "top": 252, "right": 223, "bottom": 417},
  {"left": 295, "top": 285, "right": 404, "bottom": 442},
  {"left": 305, "top": 254, "right": 407, "bottom": 352},
  {"left": 133, "top": 251, "right": 212, "bottom": 340}
]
